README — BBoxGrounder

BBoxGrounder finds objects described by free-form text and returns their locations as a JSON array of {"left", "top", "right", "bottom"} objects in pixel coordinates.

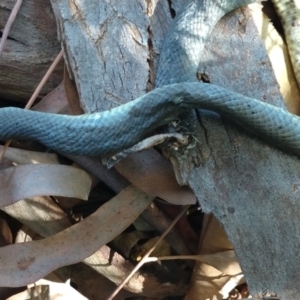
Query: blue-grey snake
[{"left": 1, "top": 0, "right": 300, "bottom": 157}]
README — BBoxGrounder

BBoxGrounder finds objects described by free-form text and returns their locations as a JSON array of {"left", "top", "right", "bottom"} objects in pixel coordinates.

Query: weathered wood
[
  {"left": 0, "top": 0, "right": 63, "bottom": 103},
  {"left": 50, "top": 0, "right": 172, "bottom": 112},
  {"left": 50, "top": 0, "right": 300, "bottom": 298},
  {"left": 187, "top": 6, "right": 300, "bottom": 298}
]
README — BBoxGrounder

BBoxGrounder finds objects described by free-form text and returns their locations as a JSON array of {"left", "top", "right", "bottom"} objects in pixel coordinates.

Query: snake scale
[{"left": 1, "top": 0, "right": 300, "bottom": 157}]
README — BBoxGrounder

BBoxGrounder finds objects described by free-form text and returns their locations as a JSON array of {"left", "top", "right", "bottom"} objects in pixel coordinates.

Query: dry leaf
[
  {"left": 135, "top": 236, "right": 171, "bottom": 260},
  {"left": 141, "top": 203, "right": 197, "bottom": 256},
  {"left": 0, "top": 164, "right": 91, "bottom": 207},
  {"left": 250, "top": 3, "right": 300, "bottom": 114},
  {"left": 115, "top": 149, "right": 196, "bottom": 205},
  {"left": 111, "top": 231, "right": 150, "bottom": 258},
  {"left": 7, "top": 279, "right": 87, "bottom": 300},
  {"left": 200, "top": 215, "right": 234, "bottom": 254},
  {"left": 3, "top": 196, "right": 72, "bottom": 238},
  {"left": 0, "top": 186, "right": 154, "bottom": 287},
  {"left": 32, "top": 82, "right": 71, "bottom": 114},
  {"left": 186, "top": 263, "right": 243, "bottom": 300},
  {"left": 0, "top": 146, "right": 59, "bottom": 165},
  {"left": 185, "top": 215, "right": 239, "bottom": 300},
  {"left": 194, "top": 250, "right": 241, "bottom": 275}
]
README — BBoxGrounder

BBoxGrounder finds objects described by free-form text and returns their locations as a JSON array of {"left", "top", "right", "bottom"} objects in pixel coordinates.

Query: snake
[{"left": 1, "top": 0, "right": 300, "bottom": 157}]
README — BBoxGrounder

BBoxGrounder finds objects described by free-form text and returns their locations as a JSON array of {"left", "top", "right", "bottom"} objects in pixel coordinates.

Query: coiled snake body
[{"left": 1, "top": 0, "right": 300, "bottom": 157}]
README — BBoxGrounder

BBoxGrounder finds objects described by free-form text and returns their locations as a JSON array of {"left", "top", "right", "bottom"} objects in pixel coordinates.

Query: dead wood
[{"left": 0, "top": 0, "right": 63, "bottom": 103}]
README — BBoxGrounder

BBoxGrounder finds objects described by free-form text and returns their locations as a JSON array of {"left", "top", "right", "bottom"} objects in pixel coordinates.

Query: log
[{"left": 0, "top": 0, "right": 63, "bottom": 103}]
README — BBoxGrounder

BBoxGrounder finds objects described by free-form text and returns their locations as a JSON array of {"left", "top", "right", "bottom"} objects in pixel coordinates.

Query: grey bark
[
  {"left": 0, "top": 0, "right": 63, "bottom": 103},
  {"left": 186, "top": 7, "right": 300, "bottom": 299},
  {"left": 50, "top": 0, "right": 171, "bottom": 112},
  {"left": 48, "top": 0, "right": 300, "bottom": 299}
]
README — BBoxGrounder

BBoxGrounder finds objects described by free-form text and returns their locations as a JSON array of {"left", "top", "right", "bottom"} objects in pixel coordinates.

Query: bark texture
[{"left": 0, "top": 0, "right": 63, "bottom": 103}]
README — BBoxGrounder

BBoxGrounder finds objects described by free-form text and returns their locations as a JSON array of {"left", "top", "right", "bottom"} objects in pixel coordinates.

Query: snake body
[{"left": 1, "top": 0, "right": 300, "bottom": 157}]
